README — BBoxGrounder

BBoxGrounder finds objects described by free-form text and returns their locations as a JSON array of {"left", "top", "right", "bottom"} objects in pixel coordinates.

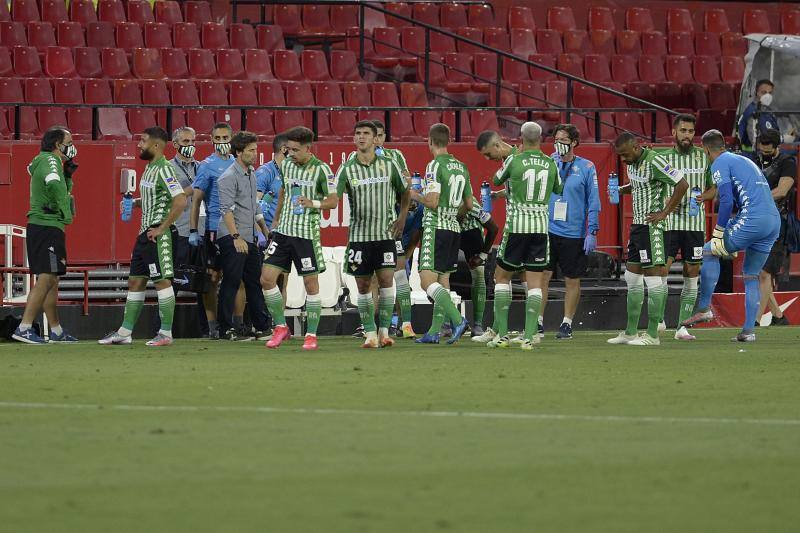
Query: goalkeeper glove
[{"left": 710, "top": 225, "right": 731, "bottom": 257}]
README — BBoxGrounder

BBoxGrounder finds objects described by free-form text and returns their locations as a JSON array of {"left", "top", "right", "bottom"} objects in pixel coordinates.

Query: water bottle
[
  {"left": 480, "top": 181, "right": 492, "bottom": 213},
  {"left": 688, "top": 186, "right": 701, "bottom": 216},
  {"left": 291, "top": 183, "right": 304, "bottom": 215},
  {"left": 375, "top": 146, "right": 384, "bottom": 157},
  {"left": 411, "top": 171, "right": 422, "bottom": 191},
  {"left": 608, "top": 173, "right": 619, "bottom": 205},
  {"left": 121, "top": 192, "right": 133, "bottom": 221}
]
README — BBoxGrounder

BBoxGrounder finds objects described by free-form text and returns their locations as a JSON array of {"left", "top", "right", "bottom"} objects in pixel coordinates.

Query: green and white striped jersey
[
  {"left": 460, "top": 196, "right": 491, "bottom": 232},
  {"left": 336, "top": 153, "right": 407, "bottom": 242},
  {"left": 494, "top": 149, "right": 562, "bottom": 234},
  {"left": 422, "top": 153, "right": 473, "bottom": 233},
  {"left": 657, "top": 146, "right": 712, "bottom": 232},
  {"left": 139, "top": 155, "right": 183, "bottom": 233},
  {"left": 275, "top": 155, "right": 336, "bottom": 239},
  {"left": 627, "top": 147, "right": 684, "bottom": 227}
]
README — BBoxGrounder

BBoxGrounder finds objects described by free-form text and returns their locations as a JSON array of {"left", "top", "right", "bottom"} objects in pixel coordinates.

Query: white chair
[
  {"left": 318, "top": 263, "right": 342, "bottom": 308},
  {"left": 285, "top": 265, "right": 307, "bottom": 308}
]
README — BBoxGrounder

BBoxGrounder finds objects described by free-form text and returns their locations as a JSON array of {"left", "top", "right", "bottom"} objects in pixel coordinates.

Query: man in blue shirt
[
  {"left": 683, "top": 130, "right": 781, "bottom": 342},
  {"left": 255, "top": 133, "right": 288, "bottom": 235},
  {"left": 541, "top": 124, "right": 601, "bottom": 340},
  {"left": 188, "top": 123, "right": 237, "bottom": 339},
  {"left": 737, "top": 79, "right": 780, "bottom": 152}
]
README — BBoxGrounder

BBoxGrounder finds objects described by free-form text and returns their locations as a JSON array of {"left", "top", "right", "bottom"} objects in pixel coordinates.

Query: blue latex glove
[
  {"left": 188, "top": 232, "right": 202, "bottom": 246},
  {"left": 583, "top": 233, "right": 597, "bottom": 254},
  {"left": 257, "top": 231, "right": 268, "bottom": 248}
]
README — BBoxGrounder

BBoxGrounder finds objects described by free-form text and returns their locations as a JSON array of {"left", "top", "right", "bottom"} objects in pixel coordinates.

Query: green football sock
[
  {"left": 625, "top": 272, "right": 644, "bottom": 336},
  {"left": 427, "top": 299, "right": 444, "bottom": 335},
  {"left": 471, "top": 266, "right": 486, "bottom": 326},
  {"left": 430, "top": 284, "right": 462, "bottom": 327},
  {"left": 524, "top": 289, "right": 542, "bottom": 341},
  {"left": 118, "top": 290, "right": 145, "bottom": 336},
  {"left": 264, "top": 287, "right": 286, "bottom": 327},
  {"left": 678, "top": 276, "right": 698, "bottom": 325},
  {"left": 378, "top": 287, "right": 395, "bottom": 330},
  {"left": 157, "top": 286, "right": 175, "bottom": 337},
  {"left": 394, "top": 271, "right": 413, "bottom": 324},
  {"left": 646, "top": 279, "right": 667, "bottom": 338},
  {"left": 305, "top": 294, "right": 321, "bottom": 335},
  {"left": 358, "top": 292, "right": 376, "bottom": 333},
  {"left": 493, "top": 283, "right": 512, "bottom": 336}
]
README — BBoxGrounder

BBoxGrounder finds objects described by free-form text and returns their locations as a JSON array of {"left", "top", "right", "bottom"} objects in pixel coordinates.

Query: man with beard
[{"left": 99, "top": 127, "right": 187, "bottom": 346}]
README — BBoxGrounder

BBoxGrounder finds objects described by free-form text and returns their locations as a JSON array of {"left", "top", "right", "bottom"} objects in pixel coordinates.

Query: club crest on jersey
[
  {"left": 383, "top": 252, "right": 394, "bottom": 265},
  {"left": 301, "top": 257, "right": 313, "bottom": 271}
]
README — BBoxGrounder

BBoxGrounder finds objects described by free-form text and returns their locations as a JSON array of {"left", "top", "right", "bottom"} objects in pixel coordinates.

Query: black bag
[
  {"left": 785, "top": 210, "right": 800, "bottom": 254},
  {"left": 173, "top": 245, "right": 210, "bottom": 294}
]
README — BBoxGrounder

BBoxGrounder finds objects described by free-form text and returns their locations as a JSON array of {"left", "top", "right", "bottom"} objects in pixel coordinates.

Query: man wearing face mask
[
  {"left": 540, "top": 124, "right": 601, "bottom": 340},
  {"left": 13, "top": 126, "right": 79, "bottom": 344},
  {"left": 170, "top": 126, "right": 199, "bottom": 270},
  {"left": 737, "top": 79, "right": 781, "bottom": 152},
  {"left": 749, "top": 129, "right": 796, "bottom": 326}
]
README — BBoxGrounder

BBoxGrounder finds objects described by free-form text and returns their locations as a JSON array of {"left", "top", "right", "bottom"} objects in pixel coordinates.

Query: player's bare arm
[
  {"left": 189, "top": 188, "right": 205, "bottom": 231},
  {"left": 645, "top": 178, "right": 689, "bottom": 224}
]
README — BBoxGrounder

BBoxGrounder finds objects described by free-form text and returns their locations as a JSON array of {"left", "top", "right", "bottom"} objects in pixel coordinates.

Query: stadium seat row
[{"left": 1, "top": 0, "right": 213, "bottom": 27}]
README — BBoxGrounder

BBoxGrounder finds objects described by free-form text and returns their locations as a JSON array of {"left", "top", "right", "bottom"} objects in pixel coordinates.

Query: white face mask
[
  {"left": 554, "top": 141, "right": 572, "bottom": 156},
  {"left": 760, "top": 93, "right": 773, "bottom": 107}
]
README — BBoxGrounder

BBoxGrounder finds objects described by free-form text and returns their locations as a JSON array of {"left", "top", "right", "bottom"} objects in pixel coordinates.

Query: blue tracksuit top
[
  {"left": 255, "top": 160, "right": 283, "bottom": 227},
  {"left": 192, "top": 153, "right": 234, "bottom": 232},
  {"left": 547, "top": 153, "right": 601, "bottom": 239}
]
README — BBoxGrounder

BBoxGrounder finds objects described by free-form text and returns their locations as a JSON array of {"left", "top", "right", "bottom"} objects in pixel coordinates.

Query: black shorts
[
  {"left": 497, "top": 232, "right": 549, "bottom": 272},
  {"left": 129, "top": 225, "right": 177, "bottom": 282},
  {"left": 419, "top": 228, "right": 460, "bottom": 274},
  {"left": 666, "top": 230, "right": 704, "bottom": 265},
  {"left": 345, "top": 240, "right": 397, "bottom": 277},
  {"left": 263, "top": 232, "right": 325, "bottom": 276},
  {"left": 763, "top": 223, "right": 788, "bottom": 276},
  {"left": 205, "top": 231, "right": 221, "bottom": 270},
  {"left": 627, "top": 224, "right": 666, "bottom": 267},
  {"left": 460, "top": 228, "right": 483, "bottom": 261},
  {"left": 27, "top": 223, "right": 67, "bottom": 276},
  {"left": 546, "top": 233, "right": 587, "bottom": 278}
]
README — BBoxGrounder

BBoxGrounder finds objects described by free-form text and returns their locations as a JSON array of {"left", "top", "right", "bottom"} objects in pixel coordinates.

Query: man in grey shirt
[
  {"left": 216, "top": 131, "right": 271, "bottom": 340},
  {"left": 170, "top": 126, "right": 199, "bottom": 268}
]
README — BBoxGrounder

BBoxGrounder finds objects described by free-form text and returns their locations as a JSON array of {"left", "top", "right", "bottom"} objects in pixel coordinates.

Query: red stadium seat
[
  {"left": 154, "top": 1, "right": 182, "bottom": 25},
  {"left": 467, "top": 4, "right": 494, "bottom": 28},
  {"left": 529, "top": 53, "right": 557, "bottom": 82},
  {"left": 412, "top": 3, "right": 439, "bottom": 26},
  {"left": 693, "top": 56, "right": 719, "bottom": 85},
  {"left": 535, "top": 29, "right": 562, "bottom": 54},
  {"left": 41, "top": 0, "right": 67, "bottom": 24},
  {"left": 384, "top": 2, "right": 410, "bottom": 27},
  {"left": 695, "top": 32, "right": 721, "bottom": 57},
  {"left": 614, "top": 111, "right": 644, "bottom": 135},
  {"left": 371, "top": 81, "right": 398, "bottom": 107},
  {"left": 172, "top": 79, "right": 209, "bottom": 132},
  {"left": 0, "top": 0, "right": 7, "bottom": 22},
  {"left": 69, "top": 0, "right": 97, "bottom": 25},
  {"left": 301, "top": 49, "right": 330, "bottom": 81},
  {"left": 598, "top": 81, "right": 627, "bottom": 108},
  {"left": 280, "top": 80, "right": 316, "bottom": 135},
  {"left": 721, "top": 32, "right": 746, "bottom": 57},
  {"left": 116, "top": 22, "right": 143, "bottom": 50},
  {"left": 127, "top": 103, "right": 158, "bottom": 137},
  {"left": 24, "top": 77, "right": 63, "bottom": 134},
  {"left": 28, "top": 21, "right": 56, "bottom": 51},
  {"left": 721, "top": 56, "right": 744, "bottom": 83},
  {"left": 472, "top": 52, "right": 497, "bottom": 87},
  {"left": 57, "top": 21, "right": 85, "bottom": 47},
  {"left": 256, "top": 25, "right": 284, "bottom": 52},
  {"left": 330, "top": 50, "right": 360, "bottom": 81},
  {"left": 668, "top": 31, "right": 693, "bottom": 56},
  {"left": 230, "top": 80, "right": 273, "bottom": 136},
  {"left": 510, "top": 28, "right": 536, "bottom": 56},
  {"left": 187, "top": 47, "right": 215, "bottom": 78},
  {"left": 229, "top": 23, "right": 256, "bottom": 50},
  {"left": 244, "top": 48, "right": 274, "bottom": 81},
  {"left": 75, "top": 46, "right": 101, "bottom": 78},
  {"left": 45, "top": 45, "right": 76, "bottom": 77},
  {"left": 342, "top": 81, "right": 369, "bottom": 106},
  {"left": 183, "top": 1, "right": 212, "bottom": 26},
  {"left": 611, "top": 55, "right": 639, "bottom": 83},
  {"left": 781, "top": 11, "right": 800, "bottom": 35},
  {"left": 273, "top": 49, "right": 303, "bottom": 81},
  {"left": 588, "top": 6, "right": 615, "bottom": 31},
  {"left": 412, "top": 109, "right": 440, "bottom": 138},
  {"left": 557, "top": 53, "right": 583, "bottom": 77},
  {"left": 704, "top": 9, "right": 730, "bottom": 34},
  {"left": 708, "top": 82, "right": 736, "bottom": 109},
  {"left": 114, "top": 79, "right": 140, "bottom": 103},
  {"left": 216, "top": 49, "right": 245, "bottom": 80},
  {"left": 626, "top": 81, "right": 654, "bottom": 103},
  {"left": 199, "top": 79, "right": 233, "bottom": 129},
  {"left": 127, "top": 0, "right": 154, "bottom": 25},
  {"left": 201, "top": 22, "right": 227, "bottom": 49},
  {"left": 386, "top": 110, "right": 416, "bottom": 141},
  {"left": 616, "top": 30, "right": 641, "bottom": 56},
  {"left": 469, "top": 110, "right": 499, "bottom": 133},
  {"left": 13, "top": 45, "right": 41, "bottom": 76},
  {"left": 455, "top": 27, "right": 483, "bottom": 55},
  {"left": 443, "top": 52, "right": 473, "bottom": 90},
  {"left": 638, "top": 55, "right": 665, "bottom": 83},
  {"left": 400, "top": 26, "right": 425, "bottom": 57},
  {"left": 564, "top": 29, "right": 589, "bottom": 54},
  {"left": 667, "top": 8, "right": 693, "bottom": 32},
  {"left": 440, "top": 3, "right": 467, "bottom": 29},
  {"left": 517, "top": 79, "right": 546, "bottom": 110},
  {"left": 97, "top": 108, "right": 131, "bottom": 140},
  {"left": 547, "top": 7, "right": 575, "bottom": 32},
  {"left": 626, "top": 8, "right": 654, "bottom": 32},
  {"left": 173, "top": 22, "right": 200, "bottom": 49},
  {"left": 589, "top": 30, "right": 615, "bottom": 56},
  {"left": 0, "top": 77, "right": 35, "bottom": 138},
  {"left": 441, "top": 110, "right": 472, "bottom": 141},
  {"left": 430, "top": 32, "right": 456, "bottom": 54},
  {"left": 87, "top": 21, "right": 115, "bottom": 48},
  {"left": 482, "top": 27, "right": 508, "bottom": 52},
  {"left": 316, "top": 81, "right": 352, "bottom": 138},
  {"left": 132, "top": 47, "right": 163, "bottom": 79},
  {"left": 546, "top": 80, "right": 567, "bottom": 108},
  {"left": 98, "top": 0, "right": 126, "bottom": 23},
  {"left": 642, "top": 31, "right": 667, "bottom": 56},
  {"left": 1, "top": 21, "right": 26, "bottom": 46},
  {"left": 161, "top": 48, "right": 188, "bottom": 78},
  {"left": 400, "top": 82, "right": 427, "bottom": 107},
  {"left": 654, "top": 81, "right": 682, "bottom": 108},
  {"left": 273, "top": 5, "right": 301, "bottom": 36},
  {"left": 681, "top": 83, "right": 709, "bottom": 110},
  {"left": 573, "top": 83, "right": 599, "bottom": 108},
  {"left": 642, "top": 112, "right": 673, "bottom": 140},
  {"left": 145, "top": 22, "right": 171, "bottom": 48},
  {"left": 53, "top": 78, "right": 90, "bottom": 137},
  {"left": 330, "top": 5, "right": 358, "bottom": 33},
  {"left": 584, "top": 54, "right": 611, "bottom": 83},
  {"left": 141, "top": 79, "right": 167, "bottom": 104},
  {"left": 0, "top": 46, "right": 10, "bottom": 76},
  {"left": 743, "top": 9, "right": 771, "bottom": 34},
  {"left": 12, "top": 0, "right": 39, "bottom": 23},
  {"left": 371, "top": 27, "right": 407, "bottom": 68},
  {"left": 508, "top": 6, "right": 536, "bottom": 31},
  {"left": 665, "top": 55, "right": 692, "bottom": 83},
  {"left": 300, "top": 5, "right": 330, "bottom": 35}
]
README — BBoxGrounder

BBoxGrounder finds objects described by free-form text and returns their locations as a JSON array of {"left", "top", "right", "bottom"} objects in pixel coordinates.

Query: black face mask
[{"left": 759, "top": 152, "right": 776, "bottom": 167}]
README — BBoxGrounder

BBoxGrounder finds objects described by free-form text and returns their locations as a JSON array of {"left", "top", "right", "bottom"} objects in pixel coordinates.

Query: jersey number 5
[
  {"left": 448, "top": 174, "right": 466, "bottom": 206},
  {"left": 523, "top": 169, "right": 549, "bottom": 202}
]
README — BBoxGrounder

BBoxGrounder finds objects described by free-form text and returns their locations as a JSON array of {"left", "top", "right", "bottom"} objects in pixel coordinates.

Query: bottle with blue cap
[
  {"left": 121, "top": 192, "right": 133, "bottom": 221},
  {"left": 608, "top": 172, "right": 619, "bottom": 205},
  {"left": 481, "top": 181, "right": 492, "bottom": 212},
  {"left": 291, "top": 183, "right": 304, "bottom": 215},
  {"left": 688, "top": 186, "right": 701, "bottom": 216},
  {"left": 411, "top": 171, "right": 422, "bottom": 191}
]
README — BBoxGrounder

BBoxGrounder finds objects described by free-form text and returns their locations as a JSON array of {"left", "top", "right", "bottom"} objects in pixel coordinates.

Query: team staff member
[
  {"left": 216, "top": 131, "right": 271, "bottom": 341},
  {"left": 13, "top": 127, "right": 79, "bottom": 344},
  {"left": 256, "top": 133, "right": 289, "bottom": 234},
  {"left": 99, "top": 127, "right": 187, "bottom": 347},
  {"left": 541, "top": 124, "right": 601, "bottom": 340}
]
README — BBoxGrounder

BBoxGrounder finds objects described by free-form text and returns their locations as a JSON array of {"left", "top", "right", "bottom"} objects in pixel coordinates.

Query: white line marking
[{"left": 1, "top": 401, "right": 799, "bottom": 427}]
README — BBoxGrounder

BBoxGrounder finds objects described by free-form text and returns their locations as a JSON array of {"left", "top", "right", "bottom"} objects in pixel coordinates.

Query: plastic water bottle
[
  {"left": 121, "top": 192, "right": 133, "bottom": 221},
  {"left": 688, "top": 186, "right": 701, "bottom": 216},
  {"left": 291, "top": 183, "right": 304, "bottom": 215},
  {"left": 481, "top": 181, "right": 492, "bottom": 213},
  {"left": 608, "top": 173, "right": 619, "bottom": 205},
  {"left": 411, "top": 171, "right": 422, "bottom": 191},
  {"left": 375, "top": 146, "right": 384, "bottom": 157}
]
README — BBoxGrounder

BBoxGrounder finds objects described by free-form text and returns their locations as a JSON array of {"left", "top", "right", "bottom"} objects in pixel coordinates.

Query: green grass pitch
[{"left": 2, "top": 328, "right": 800, "bottom": 533}]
